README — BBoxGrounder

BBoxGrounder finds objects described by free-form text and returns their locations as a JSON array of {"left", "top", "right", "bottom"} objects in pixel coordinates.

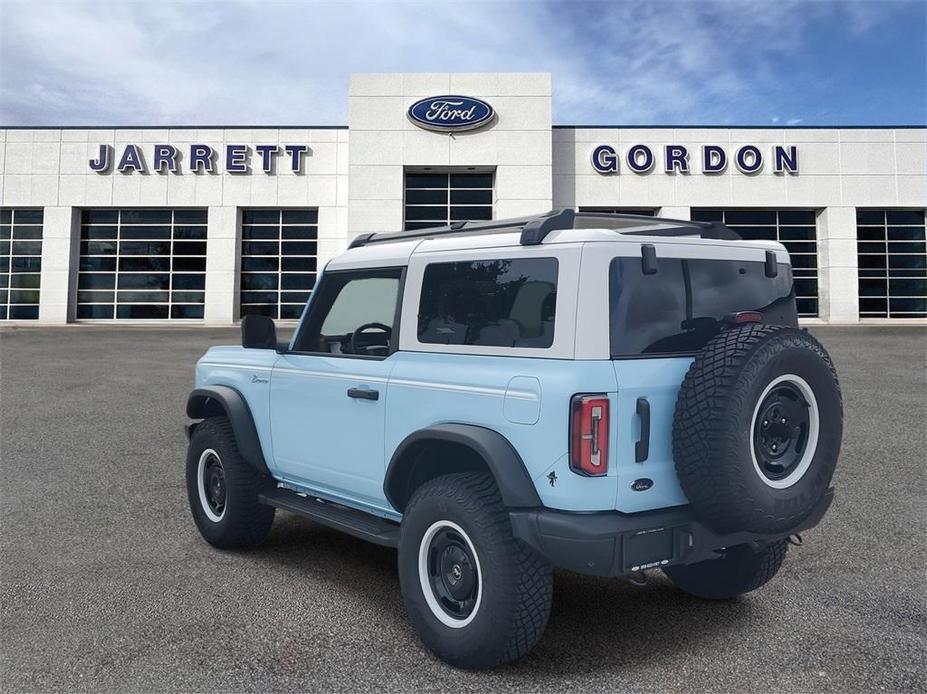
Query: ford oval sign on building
[{"left": 407, "top": 95, "right": 495, "bottom": 132}]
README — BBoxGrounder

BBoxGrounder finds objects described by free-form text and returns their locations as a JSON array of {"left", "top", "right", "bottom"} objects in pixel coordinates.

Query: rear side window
[
  {"left": 609, "top": 256, "right": 796, "bottom": 356},
  {"left": 418, "top": 258, "right": 558, "bottom": 348}
]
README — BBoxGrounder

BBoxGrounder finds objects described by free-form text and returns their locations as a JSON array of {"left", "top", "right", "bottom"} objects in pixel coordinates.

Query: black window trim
[{"left": 286, "top": 265, "right": 406, "bottom": 361}]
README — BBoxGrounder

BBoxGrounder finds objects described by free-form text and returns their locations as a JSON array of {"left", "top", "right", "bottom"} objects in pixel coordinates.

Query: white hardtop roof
[{"left": 327, "top": 212, "right": 787, "bottom": 269}]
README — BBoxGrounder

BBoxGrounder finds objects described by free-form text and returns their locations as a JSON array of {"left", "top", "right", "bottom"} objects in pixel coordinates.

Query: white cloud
[{"left": 0, "top": 0, "right": 915, "bottom": 125}]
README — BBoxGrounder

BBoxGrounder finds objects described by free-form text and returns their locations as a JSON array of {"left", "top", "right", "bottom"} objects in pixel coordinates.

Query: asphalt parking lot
[{"left": 1, "top": 325, "right": 925, "bottom": 692}]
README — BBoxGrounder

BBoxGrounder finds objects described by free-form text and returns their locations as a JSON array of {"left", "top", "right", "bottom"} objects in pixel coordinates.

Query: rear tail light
[{"left": 570, "top": 394, "right": 609, "bottom": 476}]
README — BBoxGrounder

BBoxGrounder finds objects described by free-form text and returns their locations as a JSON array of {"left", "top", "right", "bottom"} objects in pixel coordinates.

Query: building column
[
  {"left": 203, "top": 206, "right": 239, "bottom": 324},
  {"left": 37, "top": 206, "right": 78, "bottom": 324},
  {"left": 817, "top": 206, "right": 859, "bottom": 323},
  {"left": 660, "top": 206, "right": 690, "bottom": 220}
]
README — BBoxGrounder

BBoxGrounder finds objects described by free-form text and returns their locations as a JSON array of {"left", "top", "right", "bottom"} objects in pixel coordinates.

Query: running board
[{"left": 258, "top": 487, "right": 400, "bottom": 548}]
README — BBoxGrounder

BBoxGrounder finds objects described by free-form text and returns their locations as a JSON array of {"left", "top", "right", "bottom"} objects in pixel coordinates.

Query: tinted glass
[
  {"left": 404, "top": 172, "right": 493, "bottom": 230},
  {"left": 418, "top": 258, "right": 558, "bottom": 348},
  {"left": 294, "top": 268, "right": 402, "bottom": 356},
  {"left": 239, "top": 208, "right": 318, "bottom": 319},
  {"left": 856, "top": 209, "right": 927, "bottom": 317},
  {"left": 0, "top": 208, "right": 43, "bottom": 320},
  {"left": 609, "top": 256, "right": 796, "bottom": 356}
]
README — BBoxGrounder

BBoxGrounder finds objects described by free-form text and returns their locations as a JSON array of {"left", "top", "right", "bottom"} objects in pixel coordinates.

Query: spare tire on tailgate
[{"left": 672, "top": 324, "right": 842, "bottom": 534}]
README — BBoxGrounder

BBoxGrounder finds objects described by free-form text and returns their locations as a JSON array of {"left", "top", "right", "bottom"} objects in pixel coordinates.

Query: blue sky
[{"left": 1, "top": 0, "right": 924, "bottom": 126}]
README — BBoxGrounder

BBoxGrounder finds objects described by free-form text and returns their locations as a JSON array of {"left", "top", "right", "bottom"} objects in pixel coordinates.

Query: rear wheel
[
  {"left": 186, "top": 417, "right": 275, "bottom": 549},
  {"left": 398, "top": 473, "right": 552, "bottom": 669},
  {"left": 664, "top": 540, "right": 788, "bottom": 599}
]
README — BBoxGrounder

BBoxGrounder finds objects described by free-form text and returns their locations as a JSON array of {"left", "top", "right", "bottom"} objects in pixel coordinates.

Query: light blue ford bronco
[{"left": 185, "top": 209, "right": 842, "bottom": 668}]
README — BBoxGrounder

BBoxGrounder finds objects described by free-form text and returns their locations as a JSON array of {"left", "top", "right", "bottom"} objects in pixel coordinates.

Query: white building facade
[{"left": 1, "top": 72, "right": 924, "bottom": 324}]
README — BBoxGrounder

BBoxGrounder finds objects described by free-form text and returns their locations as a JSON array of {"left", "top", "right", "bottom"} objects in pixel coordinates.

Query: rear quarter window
[
  {"left": 418, "top": 258, "right": 558, "bottom": 348},
  {"left": 609, "top": 255, "right": 797, "bottom": 356}
]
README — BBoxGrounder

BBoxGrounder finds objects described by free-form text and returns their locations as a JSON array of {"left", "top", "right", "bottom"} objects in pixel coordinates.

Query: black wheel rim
[
  {"left": 425, "top": 527, "right": 479, "bottom": 620},
  {"left": 752, "top": 382, "right": 811, "bottom": 481},
  {"left": 202, "top": 452, "right": 226, "bottom": 516}
]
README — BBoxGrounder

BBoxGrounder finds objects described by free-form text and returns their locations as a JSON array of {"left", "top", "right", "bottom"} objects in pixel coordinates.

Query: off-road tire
[
  {"left": 398, "top": 473, "right": 553, "bottom": 669},
  {"left": 664, "top": 540, "right": 788, "bottom": 599},
  {"left": 673, "top": 324, "right": 842, "bottom": 534},
  {"left": 186, "top": 416, "right": 275, "bottom": 549}
]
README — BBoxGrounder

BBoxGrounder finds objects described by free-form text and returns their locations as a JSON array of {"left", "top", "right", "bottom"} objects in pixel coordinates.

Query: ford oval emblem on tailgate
[
  {"left": 407, "top": 95, "right": 495, "bottom": 132},
  {"left": 631, "top": 478, "right": 654, "bottom": 492}
]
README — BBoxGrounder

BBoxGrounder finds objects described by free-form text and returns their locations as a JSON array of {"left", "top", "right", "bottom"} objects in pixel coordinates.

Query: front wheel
[
  {"left": 664, "top": 540, "right": 788, "bottom": 599},
  {"left": 398, "top": 473, "right": 553, "bottom": 669},
  {"left": 185, "top": 417, "right": 275, "bottom": 549}
]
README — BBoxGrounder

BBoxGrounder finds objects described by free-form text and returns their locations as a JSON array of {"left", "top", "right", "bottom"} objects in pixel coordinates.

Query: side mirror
[{"left": 241, "top": 314, "right": 277, "bottom": 350}]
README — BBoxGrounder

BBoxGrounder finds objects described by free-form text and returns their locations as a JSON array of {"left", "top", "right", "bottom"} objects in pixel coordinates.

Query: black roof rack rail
[
  {"left": 520, "top": 208, "right": 575, "bottom": 245},
  {"left": 347, "top": 209, "right": 741, "bottom": 249}
]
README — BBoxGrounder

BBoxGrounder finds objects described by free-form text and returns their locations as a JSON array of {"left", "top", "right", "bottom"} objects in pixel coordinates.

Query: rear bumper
[{"left": 509, "top": 487, "right": 834, "bottom": 577}]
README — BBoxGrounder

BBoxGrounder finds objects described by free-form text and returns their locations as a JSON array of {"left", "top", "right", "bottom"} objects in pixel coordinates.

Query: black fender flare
[
  {"left": 384, "top": 423, "right": 542, "bottom": 512},
  {"left": 186, "top": 385, "right": 270, "bottom": 476}
]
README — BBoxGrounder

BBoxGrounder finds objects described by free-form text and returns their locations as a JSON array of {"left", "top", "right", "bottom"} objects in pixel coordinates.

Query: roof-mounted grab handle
[{"left": 520, "top": 208, "right": 575, "bottom": 246}]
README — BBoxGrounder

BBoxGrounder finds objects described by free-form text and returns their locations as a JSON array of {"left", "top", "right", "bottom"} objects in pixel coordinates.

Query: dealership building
[{"left": 1, "top": 72, "right": 924, "bottom": 325}]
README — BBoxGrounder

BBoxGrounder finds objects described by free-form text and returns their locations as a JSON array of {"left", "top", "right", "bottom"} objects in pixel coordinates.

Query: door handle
[
  {"left": 347, "top": 387, "right": 379, "bottom": 401},
  {"left": 635, "top": 397, "right": 650, "bottom": 463}
]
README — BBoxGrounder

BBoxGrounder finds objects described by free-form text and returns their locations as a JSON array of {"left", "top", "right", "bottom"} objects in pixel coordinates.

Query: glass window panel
[
  {"left": 449, "top": 173, "right": 492, "bottom": 189},
  {"left": 120, "top": 209, "right": 173, "bottom": 224},
  {"left": 77, "top": 304, "right": 115, "bottom": 319},
  {"left": 9, "top": 289, "right": 40, "bottom": 304},
  {"left": 172, "top": 257, "right": 206, "bottom": 272},
  {"left": 796, "top": 298, "right": 818, "bottom": 317},
  {"left": 241, "top": 274, "right": 279, "bottom": 290},
  {"left": 777, "top": 226, "right": 816, "bottom": 241},
  {"left": 9, "top": 273, "right": 40, "bottom": 289},
  {"left": 419, "top": 259, "right": 558, "bottom": 348},
  {"left": 406, "top": 189, "right": 448, "bottom": 205},
  {"left": 777, "top": 210, "right": 816, "bottom": 225},
  {"left": 117, "top": 291, "right": 170, "bottom": 303},
  {"left": 405, "top": 173, "right": 448, "bottom": 189},
  {"left": 10, "top": 257, "right": 41, "bottom": 272},
  {"left": 172, "top": 274, "right": 206, "bottom": 290},
  {"left": 242, "top": 209, "right": 280, "bottom": 224},
  {"left": 722, "top": 210, "right": 776, "bottom": 225},
  {"left": 82, "top": 241, "right": 117, "bottom": 255},
  {"left": 281, "top": 257, "right": 316, "bottom": 272},
  {"left": 120, "top": 225, "right": 171, "bottom": 240},
  {"left": 859, "top": 297, "right": 888, "bottom": 315},
  {"left": 889, "top": 278, "right": 927, "bottom": 296},
  {"left": 450, "top": 206, "right": 493, "bottom": 221},
  {"left": 171, "top": 291, "right": 205, "bottom": 303},
  {"left": 282, "top": 209, "right": 318, "bottom": 225},
  {"left": 242, "top": 226, "right": 279, "bottom": 240},
  {"left": 81, "top": 225, "right": 117, "bottom": 240},
  {"left": 120, "top": 241, "right": 171, "bottom": 255},
  {"left": 77, "top": 291, "right": 114, "bottom": 304},
  {"left": 8, "top": 305, "right": 38, "bottom": 319},
  {"left": 0, "top": 209, "right": 11, "bottom": 224},
  {"left": 241, "top": 304, "right": 278, "bottom": 318},
  {"left": 172, "top": 241, "right": 207, "bottom": 256},
  {"left": 280, "top": 291, "right": 311, "bottom": 303},
  {"left": 14, "top": 209, "right": 43, "bottom": 224},
  {"left": 173, "top": 225, "right": 207, "bottom": 240},
  {"left": 241, "top": 291, "right": 279, "bottom": 304},
  {"left": 243, "top": 241, "right": 279, "bottom": 255},
  {"left": 282, "top": 274, "right": 316, "bottom": 290},
  {"left": 886, "top": 210, "right": 925, "bottom": 225},
  {"left": 78, "top": 273, "right": 116, "bottom": 289},
  {"left": 11, "top": 241, "right": 41, "bottom": 255},
  {"left": 117, "top": 273, "right": 170, "bottom": 290},
  {"left": 173, "top": 209, "right": 207, "bottom": 224},
  {"left": 281, "top": 226, "right": 318, "bottom": 240},
  {"left": 859, "top": 279, "right": 888, "bottom": 296},
  {"left": 281, "top": 241, "right": 316, "bottom": 255},
  {"left": 280, "top": 304, "right": 305, "bottom": 319},
  {"left": 856, "top": 210, "right": 885, "bottom": 225},
  {"left": 82, "top": 209, "right": 118, "bottom": 224},
  {"left": 857, "top": 242, "right": 886, "bottom": 254},
  {"left": 889, "top": 297, "right": 927, "bottom": 314},
  {"left": 449, "top": 189, "right": 493, "bottom": 205},
  {"left": 116, "top": 304, "right": 169, "bottom": 319},
  {"left": 241, "top": 256, "right": 279, "bottom": 272},
  {"left": 119, "top": 256, "right": 171, "bottom": 272},
  {"left": 0, "top": 256, "right": 9, "bottom": 273},
  {"left": 889, "top": 253, "right": 926, "bottom": 270},
  {"left": 79, "top": 257, "right": 117, "bottom": 272},
  {"left": 0, "top": 225, "right": 10, "bottom": 240},
  {"left": 887, "top": 226, "right": 927, "bottom": 241},
  {"left": 0, "top": 306, "right": 6, "bottom": 319},
  {"left": 11, "top": 225, "right": 43, "bottom": 240},
  {"left": 404, "top": 206, "right": 446, "bottom": 222},
  {"left": 857, "top": 226, "right": 886, "bottom": 241},
  {"left": 887, "top": 241, "right": 927, "bottom": 254},
  {"left": 171, "top": 304, "right": 204, "bottom": 319}
]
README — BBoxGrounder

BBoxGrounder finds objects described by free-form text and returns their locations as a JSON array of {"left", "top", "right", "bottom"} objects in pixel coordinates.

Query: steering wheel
[{"left": 349, "top": 322, "right": 393, "bottom": 356}]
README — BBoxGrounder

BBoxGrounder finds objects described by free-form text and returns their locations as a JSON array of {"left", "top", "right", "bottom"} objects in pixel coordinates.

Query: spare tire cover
[{"left": 672, "top": 324, "right": 842, "bottom": 534}]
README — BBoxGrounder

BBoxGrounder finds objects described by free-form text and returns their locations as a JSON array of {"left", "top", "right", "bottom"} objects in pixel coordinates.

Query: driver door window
[{"left": 294, "top": 268, "right": 402, "bottom": 357}]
